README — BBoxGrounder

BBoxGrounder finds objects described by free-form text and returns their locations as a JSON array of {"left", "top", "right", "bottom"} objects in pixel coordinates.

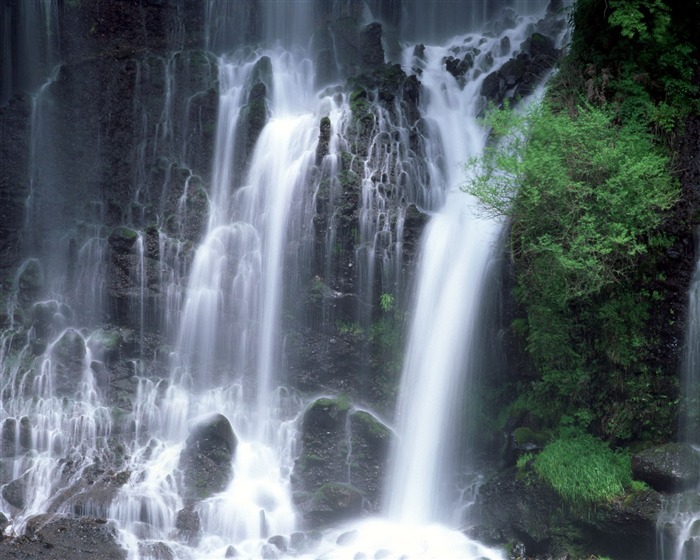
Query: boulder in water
[
  {"left": 178, "top": 412, "right": 237, "bottom": 501},
  {"left": 291, "top": 397, "right": 392, "bottom": 520},
  {"left": 267, "top": 534, "right": 287, "bottom": 552},
  {"left": 2, "top": 473, "right": 28, "bottom": 509}
]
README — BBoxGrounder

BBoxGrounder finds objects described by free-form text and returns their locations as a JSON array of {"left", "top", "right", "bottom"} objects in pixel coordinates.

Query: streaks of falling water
[
  {"left": 385, "top": 13, "right": 543, "bottom": 527},
  {"left": 658, "top": 230, "right": 700, "bottom": 560}
]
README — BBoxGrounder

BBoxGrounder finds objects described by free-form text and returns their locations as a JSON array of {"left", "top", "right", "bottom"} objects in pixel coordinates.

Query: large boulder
[
  {"left": 474, "top": 466, "right": 563, "bottom": 554},
  {"left": 632, "top": 443, "right": 700, "bottom": 492},
  {"left": 2, "top": 473, "right": 28, "bottom": 510},
  {"left": 178, "top": 413, "right": 237, "bottom": 501}
]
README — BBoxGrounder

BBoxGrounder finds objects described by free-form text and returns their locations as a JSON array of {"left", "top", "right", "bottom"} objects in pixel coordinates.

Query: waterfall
[
  {"left": 384, "top": 35, "right": 508, "bottom": 524},
  {"left": 0, "top": 1, "right": 561, "bottom": 559}
]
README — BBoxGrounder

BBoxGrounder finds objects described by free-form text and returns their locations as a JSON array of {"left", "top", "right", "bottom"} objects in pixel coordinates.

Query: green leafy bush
[
  {"left": 534, "top": 434, "right": 632, "bottom": 506},
  {"left": 467, "top": 103, "right": 677, "bottom": 306}
]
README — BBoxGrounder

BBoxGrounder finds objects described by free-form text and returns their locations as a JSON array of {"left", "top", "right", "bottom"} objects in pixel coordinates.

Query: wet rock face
[
  {"left": 178, "top": 412, "right": 238, "bottom": 501},
  {"left": 480, "top": 30, "right": 561, "bottom": 107},
  {"left": 2, "top": 473, "right": 28, "bottom": 509},
  {"left": 320, "top": 19, "right": 386, "bottom": 83},
  {"left": 480, "top": 0, "right": 567, "bottom": 110},
  {"left": 632, "top": 443, "right": 700, "bottom": 492},
  {"left": 47, "top": 462, "right": 131, "bottom": 519},
  {"left": 0, "top": 514, "right": 127, "bottom": 560},
  {"left": 1, "top": 416, "right": 32, "bottom": 458},
  {"left": 306, "top": 483, "right": 363, "bottom": 526}
]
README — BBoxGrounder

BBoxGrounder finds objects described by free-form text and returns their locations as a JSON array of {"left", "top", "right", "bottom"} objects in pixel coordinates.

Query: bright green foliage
[
  {"left": 465, "top": 102, "right": 680, "bottom": 440},
  {"left": 467, "top": 102, "right": 677, "bottom": 310},
  {"left": 533, "top": 434, "right": 632, "bottom": 506}
]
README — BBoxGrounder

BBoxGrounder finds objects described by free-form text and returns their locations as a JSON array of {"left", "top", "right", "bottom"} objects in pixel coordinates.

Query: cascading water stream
[
  {"left": 385, "top": 36, "right": 511, "bottom": 525},
  {"left": 108, "top": 49, "right": 322, "bottom": 558}
]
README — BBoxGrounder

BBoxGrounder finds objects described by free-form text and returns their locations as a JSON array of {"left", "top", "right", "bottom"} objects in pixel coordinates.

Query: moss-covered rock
[
  {"left": 291, "top": 396, "right": 392, "bottom": 523},
  {"left": 108, "top": 226, "right": 138, "bottom": 253},
  {"left": 476, "top": 465, "right": 663, "bottom": 559}
]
